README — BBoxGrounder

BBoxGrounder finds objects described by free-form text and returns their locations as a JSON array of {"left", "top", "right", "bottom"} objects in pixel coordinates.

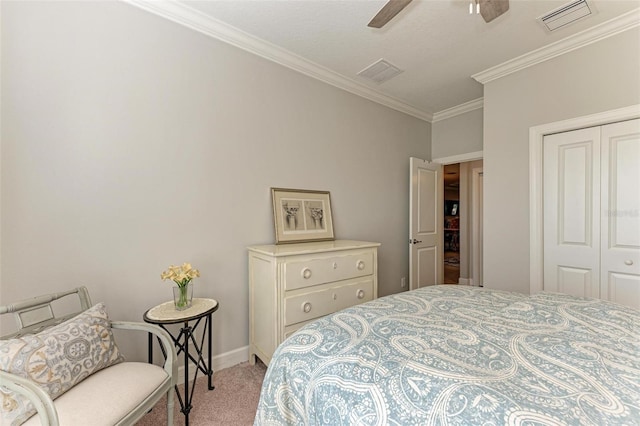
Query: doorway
[
  {"left": 443, "top": 164, "right": 460, "bottom": 284},
  {"left": 439, "top": 159, "right": 484, "bottom": 285},
  {"left": 410, "top": 152, "right": 484, "bottom": 288}
]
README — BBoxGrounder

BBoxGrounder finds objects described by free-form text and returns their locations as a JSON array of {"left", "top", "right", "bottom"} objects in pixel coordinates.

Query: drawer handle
[
  {"left": 625, "top": 259, "right": 634, "bottom": 266},
  {"left": 356, "top": 260, "right": 365, "bottom": 270},
  {"left": 302, "top": 302, "right": 312, "bottom": 313},
  {"left": 333, "top": 262, "right": 338, "bottom": 269},
  {"left": 302, "top": 268, "right": 312, "bottom": 279},
  {"left": 357, "top": 289, "right": 365, "bottom": 299}
]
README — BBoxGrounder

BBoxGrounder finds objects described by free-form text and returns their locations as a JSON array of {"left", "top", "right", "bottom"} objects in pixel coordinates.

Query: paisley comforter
[{"left": 255, "top": 285, "right": 640, "bottom": 425}]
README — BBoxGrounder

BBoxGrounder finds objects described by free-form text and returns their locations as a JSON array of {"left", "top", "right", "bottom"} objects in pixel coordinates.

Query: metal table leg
[
  {"left": 208, "top": 312, "right": 214, "bottom": 390},
  {"left": 183, "top": 322, "right": 191, "bottom": 426}
]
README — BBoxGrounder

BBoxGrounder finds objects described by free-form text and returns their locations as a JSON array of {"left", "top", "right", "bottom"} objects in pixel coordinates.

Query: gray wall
[
  {"left": 0, "top": 2, "right": 431, "bottom": 359},
  {"left": 432, "top": 108, "right": 483, "bottom": 159},
  {"left": 483, "top": 28, "right": 640, "bottom": 294}
]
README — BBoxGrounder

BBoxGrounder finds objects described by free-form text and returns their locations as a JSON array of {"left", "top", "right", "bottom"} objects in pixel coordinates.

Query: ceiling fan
[{"left": 367, "top": 0, "right": 510, "bottom": 28}]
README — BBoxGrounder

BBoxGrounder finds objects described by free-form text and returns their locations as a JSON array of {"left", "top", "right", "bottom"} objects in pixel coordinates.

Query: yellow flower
[{"left": 161, "top": 262, "right": 200, "bottom": 287}]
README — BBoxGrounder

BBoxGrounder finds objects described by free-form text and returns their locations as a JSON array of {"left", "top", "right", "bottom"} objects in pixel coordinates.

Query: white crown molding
[
  {"left": 432, "top": 98, "right": 483, "bottom": 122},
  {"left": 433, "top": 150, "right": 483, "bottom": 165},
  {"left": 472, "top": 7, "right": 640, "bottom": 84},
  {"left": 124, "top": 0, "right": 433, "bottom": 122}
]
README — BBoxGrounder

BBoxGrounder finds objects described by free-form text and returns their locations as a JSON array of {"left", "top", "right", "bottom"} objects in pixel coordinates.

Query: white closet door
[
  {"left": 600, "top": 119, "right": 640, "bottom": 308},
  {"left": 543, "top": 127, "right": 601, "bottom": 298}
]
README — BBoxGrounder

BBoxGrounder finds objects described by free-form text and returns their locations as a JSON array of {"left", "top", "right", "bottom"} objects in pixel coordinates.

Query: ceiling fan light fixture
[
  {"left": 477, "top": 0, "right": 509, "bottom": 23},
  {"left": 368, "top": 0, "right": 413, "bottom": 28}
]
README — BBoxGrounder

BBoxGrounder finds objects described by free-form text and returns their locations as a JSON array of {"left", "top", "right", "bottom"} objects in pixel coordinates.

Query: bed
[{"left": 254, "top": 285, "right": 640, "bottom": 425}]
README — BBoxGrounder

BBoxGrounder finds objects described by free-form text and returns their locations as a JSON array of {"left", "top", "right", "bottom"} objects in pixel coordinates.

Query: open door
[{"left": 409, "top": 157, "right": 443, "bottom": 290}]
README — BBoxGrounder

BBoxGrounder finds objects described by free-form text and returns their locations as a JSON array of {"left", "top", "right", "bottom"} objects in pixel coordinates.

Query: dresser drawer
[
  {"left": 284, "top": 278, "right": 374, "bottom": 326},
  {"left": 284, "top": 251, "right": 374, "bottom": 291}
]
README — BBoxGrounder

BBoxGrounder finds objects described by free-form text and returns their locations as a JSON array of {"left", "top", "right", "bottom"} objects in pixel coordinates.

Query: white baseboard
[
  {"left": 458, "top": 278, "right": 471, "bottom": 285},
  {"left": 176, "top": 345, "right": 249, "bottom": 385}
]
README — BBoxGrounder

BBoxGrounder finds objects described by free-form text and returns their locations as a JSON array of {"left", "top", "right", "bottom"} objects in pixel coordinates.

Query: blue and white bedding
[{"left": 255, "top": 285, "right": 640, "bottom": 425}]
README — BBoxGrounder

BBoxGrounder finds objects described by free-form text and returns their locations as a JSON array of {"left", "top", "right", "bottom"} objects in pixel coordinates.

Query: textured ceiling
[{"left": 181, "top": 0, "right": 639, "bottom": 115}]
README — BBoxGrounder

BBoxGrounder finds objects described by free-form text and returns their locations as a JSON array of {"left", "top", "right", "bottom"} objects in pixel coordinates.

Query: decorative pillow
[{"left": 0, "top": 303, "right": 124, "bottom": 425}]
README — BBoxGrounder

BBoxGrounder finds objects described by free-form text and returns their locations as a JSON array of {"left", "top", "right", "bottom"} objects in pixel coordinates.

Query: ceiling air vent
[
  {"left": 539, "top": 0, "right": 595, "bottom": 32},
  {"left": 357, "top": 59, "right": 403, "bottom": 84}
]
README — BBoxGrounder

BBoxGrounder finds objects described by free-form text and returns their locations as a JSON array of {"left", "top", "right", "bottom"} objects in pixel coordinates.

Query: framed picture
[{"left": 271, "top": 188, "right": 335, "bottom": 244}]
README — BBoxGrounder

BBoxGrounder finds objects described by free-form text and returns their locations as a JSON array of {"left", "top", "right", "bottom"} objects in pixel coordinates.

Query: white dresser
[{"left": 248, "top": 240, "right": 380, "bottom": 366}]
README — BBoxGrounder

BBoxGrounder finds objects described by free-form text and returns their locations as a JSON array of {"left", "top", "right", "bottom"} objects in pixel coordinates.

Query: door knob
[
  {"left": 410, "top": 239, "right": 422, "bottom": 244},
  {"left": 624, "top": 260, "right": 634, "bottom": 266}
]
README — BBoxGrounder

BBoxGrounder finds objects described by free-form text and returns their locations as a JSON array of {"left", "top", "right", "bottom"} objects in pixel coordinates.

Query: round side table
[{"left": 143, "top": 298, "right": 219, "bottom": 426}]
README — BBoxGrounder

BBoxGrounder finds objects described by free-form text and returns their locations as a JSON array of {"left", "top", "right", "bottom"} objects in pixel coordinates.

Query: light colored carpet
[{"left": 136, "top": 360, "right": 267, "bottom": 425}]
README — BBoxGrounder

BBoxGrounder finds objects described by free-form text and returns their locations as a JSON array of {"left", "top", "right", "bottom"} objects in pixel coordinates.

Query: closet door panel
[
  {"left": 543, "top": 128, "right": 601, "bottom": 297},
  {"left": 607, "top": 273, "right": 640, "bottom": 309},
  {"left": 600, "top": 119, "right": 640, "bottom": 307},
  {"left": 557, "top": 266, "right": 593, "bottom": 298}
]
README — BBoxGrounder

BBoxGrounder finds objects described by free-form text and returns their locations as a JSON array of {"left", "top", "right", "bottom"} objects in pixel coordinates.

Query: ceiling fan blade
[
  {"left": 368, "top": 0, "right": 413, "bottom": 28},
  {"left": 478, "top": 0, "right": 509, "bottom": 23}
]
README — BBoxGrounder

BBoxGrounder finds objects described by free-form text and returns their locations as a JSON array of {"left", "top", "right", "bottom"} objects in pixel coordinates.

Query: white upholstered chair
[{"left": 0, "top": 287, "right": 176, "bottom": 426}]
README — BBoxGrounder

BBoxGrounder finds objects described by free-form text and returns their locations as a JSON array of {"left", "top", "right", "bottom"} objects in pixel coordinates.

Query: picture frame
[{"left": 271, "top": 188, "right": 335, "bottom": 244}]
